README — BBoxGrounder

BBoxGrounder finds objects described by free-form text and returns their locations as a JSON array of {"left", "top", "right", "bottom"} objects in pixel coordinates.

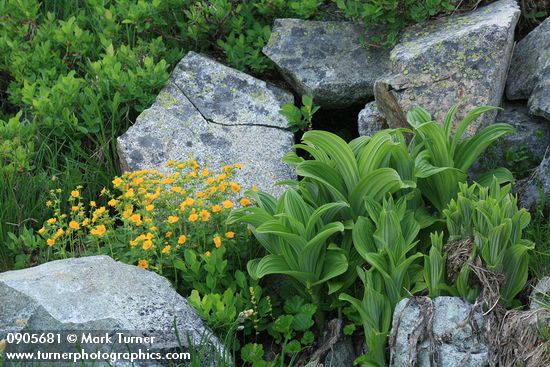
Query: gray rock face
[
  {"left": 323, "top": 337, "right": 355, "bottom": 367},
  {"left": 518, "top": 153, "right": 550, "bottom": 208},
  {"left": 374, "top": 0, "right": 520, "bottom": 135},
  {"left": 263, "top": 19, "right": 390, "bottom": 108},
  {"left": 0, "top": 256, "right": 226, "bottom": 366},
  {"left": 473, "top": 102, "right": 550, "bottom": 178},
  {"left": 389, "top": 297, "right": 488, "bottom": 367},
  {"left": 495, "top": 103, "right": 550, "bottom": 160},
  {"left": 531, "top": 276, "right": 550, "bottom": 310},
  {"left": 117, "top": 51, "right": 295, "bottom": 197},
  {"left": 506, "top": 17, "right": 550, "bottom": 120},
  {"left": 358, "top": 101, "right": 387, "bottom": 137}
]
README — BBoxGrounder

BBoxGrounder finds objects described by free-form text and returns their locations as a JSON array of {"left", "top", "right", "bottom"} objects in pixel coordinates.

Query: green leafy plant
[
  {"left": 407, "top": 105, "right": 515, "bottom": 212},
  {"left": 444, "top": 179, "right": 534, "bottom": 306},
  {"left": 334, "top": 0, "right": 457, "bottom": 46},
  {"left": 280, "top": 95, "right": 320, "bottom": 133},
  {"left": 341, "top": 197, "right": 424, "bottom": 366},
  {"left": 228, "top": 189, "right": 349, "bottom": 324}
]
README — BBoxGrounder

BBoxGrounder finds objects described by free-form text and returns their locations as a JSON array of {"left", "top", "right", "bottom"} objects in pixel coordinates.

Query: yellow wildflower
[
  {"left": 108, "top": 198, "right": 117, "bottom": 207},
  {"left": 213, "top": 235, "right": 222, "bottom": 248},
  {"left": 200, "top": 210, "right": 210, "bottom": 221},
  {"left": 130, "top": 213, "right": 142, "bottom": 225},
  {"left": 47, "top": 238, "right": 55, "bottom": 246},
  {"left": 222, "top": 200, "right": 233, "bottom": 209},
  {"left": 188, "top": 213, "right": 198, "bottom": 222},
  {"left": 167, "top": 215, "right": 179, "bottom": 224},
  {"left": 125, "top": 188, "right": 135, "bottom": 198},
  {"left": 205, "top": 251, "right": 212, "bottom": 257},
  {"left": 145, "top": 204, "right": 154, "bottom": 211},
  {"left": 90, "top": 224, "right": 107, "bottom": 236},
  {"left": 212, "top": 204, "right": 222, "bottom": 213},
  {"left": 54, "top": 228, "right": 64, "bottom": 239},
  {"left": 234, "top": 163, "right": 242, "bottom": 169},
  {"left": 112, "top": 177, "right": 123, "bottom": 187},
  {"left": 82, "top": 218, "right": 89, "bottom": 226},
  {"left": 69, "top": 221, "right": 80, "bottom": 230},
  {"left": 38, "top": 227, "right": 46, "bottom": 235},
  {"left": 142, "top": 240, "right": 153, "bottom": 250},
  {"left": 252, "top": 185, "right": 259, "bottom": 192},
  {"left": 231, "top": 183, "right": 241, "bottom": 193},
  {"left": 137, "top": 259, "right": 149, "bottom": 269},
  {"left": 225, "top": 231, "right": 235, "bottom": 239},
  {"left": 71, "top": 190, "right": 80, "bottom": 198},
  {"left": 47, "top": 218, "right": 57, "bottom": 225},
  {"left": 90, "top": 201, "right": 97, "bottom": 207},
  {"left": 201, "top": 169, "right": 209, "bottom": 177},
  {"left": 185, "top": 197, "right": 195, "bottom": 206},
  {"left": 171, "top": 186, "right": 183, "bottom": 194},
  {"left": 178, "top": 235, "right": 187, "bottom": 245},
  {"left": 240, "top": 198, "right": 251, "bottom": 206},
  {"left": 165, "top": 231, "right": 172, "bottom": 238},
  {"left": 162, "top": 245, "right": 171, "bottom": 254},
  {"left": 71, "top": 206, "right": 79, "bottom": 212}
]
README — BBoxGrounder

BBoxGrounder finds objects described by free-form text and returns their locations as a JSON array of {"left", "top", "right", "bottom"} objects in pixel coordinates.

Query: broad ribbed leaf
[
  {"left": 455, "top": 123, "right": 515, "bottom": 171},
  {"left": 357, "top": 132, "right": 395, "bottom": 177},
  {"left": 305, "top": 201, "right": 349, "bottom": 238},
  {"left": 301, "top": 223, "right": 344, "bottom": 275},
  {"left": 282, "top": 151, "right": 304, "bottom": 167},
  {"left": 296, "top": 161, "right": 347, "bottom": 200},
  {"left": 474, "top": 168, "right": 514, "bottom": 187},
  {"left": 313, "top": 248, "right": 348, "bottom": 285},
  {"left": 247, "top": 256, "right": 315, "bottom": 283},
  {"left": 282, "top": 190, "right": 312, "bottom": 231},
  {"left": 349, "top": 168, "right": 415, "bottom": 215},
  {"left": 501, "top": 241, "right": 533, "bottom": 304},
  {"left": 407, "top": 106, "right": 432, "bottom": 127},
  {"left": 349, "top": 135, "right": 372, "bottom": 157},
  {"left": 352, "top": 216, "right": 377, "bottom": 259},
  {"left": 443, "top": 103, "right": 461, "bottom": 139},
  {"left": 301, "top": 130, "right": 359, "bottom": 193},
  {"left": 451, "top": 105, "right": 501, "bottom": 154}
]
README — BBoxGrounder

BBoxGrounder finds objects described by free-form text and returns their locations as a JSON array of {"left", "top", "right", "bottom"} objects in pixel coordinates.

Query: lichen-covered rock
[
  {"left": 473, "top": 102, "right": 550, "bottom": 178},
  {"left": 389, "top": 297, "right": 488, "bottom": 367},
  {"left": 506, "top": 17, "right": 550, "bottom": 120},
  {"left": 358, "top": 101, "right": 387, "bottom": 137},
  {"left": 0, "top": 256, "right": 226, "bottom": 366},
  {"left": 529, "top": 66, "right": 550, "bottom": 121},
  {"left": 518, "top": 153, "right": 550, "bottom": 209},
  {"left": 263, "top": 19, "right": 390, "bottom": 108},
  {"left": 374, "top": 0, "right": 520, "bottom": 135},
  {"left": 117, "top": 51, "right": 295, "bottom": 197}
]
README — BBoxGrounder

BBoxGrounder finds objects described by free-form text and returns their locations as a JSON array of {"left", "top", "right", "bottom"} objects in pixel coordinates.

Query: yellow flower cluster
[{"left": 38, "top": 160, "right": 254, "bottom": 272}]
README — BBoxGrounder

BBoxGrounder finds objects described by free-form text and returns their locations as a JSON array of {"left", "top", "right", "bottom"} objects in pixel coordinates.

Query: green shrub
[
  {"left": 0, "top": 0, "right": 327, "bottom": 268},
  {"left": 334, "top": 0, "right": 458, "bottom": 46}
]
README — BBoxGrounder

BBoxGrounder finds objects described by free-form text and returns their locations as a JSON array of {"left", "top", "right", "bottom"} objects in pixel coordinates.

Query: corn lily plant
[
  {"left": 443, "top": 179, "right": 534, "bottom": 306},
  {"left": 340, "top": 196, "right": 424, "bottom": 366},
  {"left": 227, "top": 189, "right": 349, "bottom": 323},
  {"left": 407, "top": 104, "right": 515, "bottom": 212}
]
